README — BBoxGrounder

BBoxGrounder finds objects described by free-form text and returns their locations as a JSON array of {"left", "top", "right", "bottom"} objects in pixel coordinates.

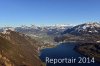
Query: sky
[{"left": 0, "top": 0, "right": 100, "bottom": 27}]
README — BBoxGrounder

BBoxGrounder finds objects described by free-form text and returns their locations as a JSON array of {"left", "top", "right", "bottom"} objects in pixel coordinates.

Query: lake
[{"left": 40, "top": 42, "right": 100, "bottom": 66}]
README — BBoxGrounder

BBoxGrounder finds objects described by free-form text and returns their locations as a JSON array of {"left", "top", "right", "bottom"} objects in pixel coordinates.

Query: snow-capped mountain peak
[{"left": 63, "top": 22, "right": 100, "bottom": 35}]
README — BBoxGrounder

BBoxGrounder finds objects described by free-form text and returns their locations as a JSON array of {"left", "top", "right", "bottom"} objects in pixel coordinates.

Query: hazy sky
[{"left": 0, "top": 0, "right": 100, "bottom": 27}]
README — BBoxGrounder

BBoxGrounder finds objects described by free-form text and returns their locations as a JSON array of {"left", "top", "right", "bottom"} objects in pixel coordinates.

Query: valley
[
  {"left": 1, "top": 0, "right": 100, "bottom": 66},
  {"left": 0, "top": 22, "right": 100, "bottom": 66},
  {"left": 0, "top": 24, "right": 70, "bottom": 66}
]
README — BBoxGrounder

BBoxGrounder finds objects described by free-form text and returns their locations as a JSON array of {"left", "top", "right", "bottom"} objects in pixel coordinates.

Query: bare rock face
[{"left": 0, "top": 30, "right": 44, "bottom": 66}]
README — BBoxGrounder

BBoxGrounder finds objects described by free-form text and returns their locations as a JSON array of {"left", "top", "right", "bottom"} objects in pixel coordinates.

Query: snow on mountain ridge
[
  {"left": 63, "top": 22, "right": 100, "bottom": 35},
  {"left": 77, "top": 22, "right": 100, "bottom": 30},
  {"left": 17, "top": 24, "right": 71, "bottom": 30}
]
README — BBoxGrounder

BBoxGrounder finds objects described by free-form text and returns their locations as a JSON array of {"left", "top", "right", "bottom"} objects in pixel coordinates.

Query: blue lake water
[{"left": 40, "top": 43, "right": 100, "bottom": 66}]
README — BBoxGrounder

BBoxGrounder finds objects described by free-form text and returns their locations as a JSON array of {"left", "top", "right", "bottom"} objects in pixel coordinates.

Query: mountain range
[
  {"left": 0, "top": 24, "right": 71, "bottom": 66},
  {"left": 55, "top": 22, "right": 100, "bottom": 43},
  {"left": 63, "top": 22, "right": 100, "bottom": 35},
  {"left": 1, "top": 22, "right": 100, "bottom": 66}
]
